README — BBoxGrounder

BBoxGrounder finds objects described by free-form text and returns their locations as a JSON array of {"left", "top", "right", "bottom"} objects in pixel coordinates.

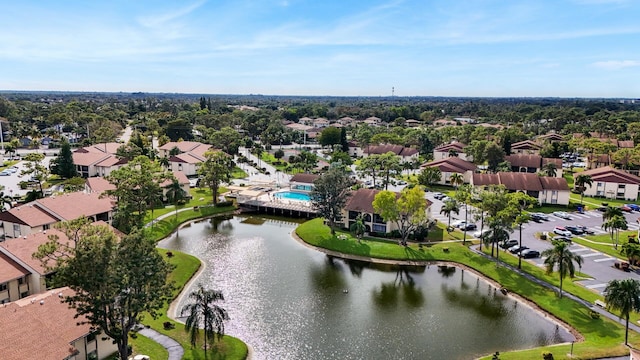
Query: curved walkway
[{"left": 137, "top": 327, "right": 184, "bottom": 360}]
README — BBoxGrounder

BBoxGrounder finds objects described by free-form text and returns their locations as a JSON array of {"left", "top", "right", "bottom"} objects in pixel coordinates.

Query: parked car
[
  {"left": 508, "top": 245, "right": 529, "bottom": 254},
  {"left": 451, "top": 220, "right": 467, "bottom": 228},
  {"left": 596, "top": 206, "right": 608, "bottom": 212},
  {"left": 626, "top": 204, "right": 640, "bottom": 211},
  {"left": 565, "top": 226, "right": 585, "bottom": 235},
  {"left": 552, "top": 211, "right": 572, "bottom": 220},
  {"left": 500, "top": 239, "right": 519, "bottom": 249},
  {"left": 441, "top": 196, "right": 451, "bottom": 203},
  {"left": 433, "top": 192, "right": 446, "bottom": 200},
  {"left": 575, "top": 225, "right": 595, "bottom": 235},
  {"left": 532, "top": 212, "right": 549, "bottom": 221},
  {"left": 553, "top": 236, "right": 572, "bottom": 243},
  {"left": 0, "top": 170, "right": 10, "bottom": 176},
  {"left": 473, "top": 229, "right": 491, "bottom": 239},
  {"left": 620, "top": 205, "right": 633, "bottom": 212},
  {"left": 553, "top": 226, "right": 573, "bottom": 237},
  {"left": 520, "top": 249, "right": 541, "bottom": 258},
  {"left": 460, "top": 223, "right": 477, "bottom": 231}
]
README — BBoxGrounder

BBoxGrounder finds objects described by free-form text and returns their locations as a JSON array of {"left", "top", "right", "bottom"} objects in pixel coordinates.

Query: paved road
[
  {"left": 1, "top": 154, "right": 53, "bottom": 199},
  {"left": 427, "top": 192, "right": 640, "bottom": 296}
]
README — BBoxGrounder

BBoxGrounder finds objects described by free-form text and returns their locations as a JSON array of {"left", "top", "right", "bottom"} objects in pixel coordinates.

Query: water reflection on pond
[{"left": 158, "top": 216, "right": 573, "bottom": 360}]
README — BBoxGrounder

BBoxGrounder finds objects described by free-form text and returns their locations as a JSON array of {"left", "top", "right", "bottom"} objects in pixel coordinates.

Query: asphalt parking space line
[
  {"left": 593, "top": 257, "right": 616, "bottom": 262},
  {"left": 570, "top": 248, "right": 592, "bottom": 253},
  {"left": 586, "top": 283, "right": 608, "bottom": 289},
  {"left": 581, "top": 252, "right": 603, "bottom": 257}
]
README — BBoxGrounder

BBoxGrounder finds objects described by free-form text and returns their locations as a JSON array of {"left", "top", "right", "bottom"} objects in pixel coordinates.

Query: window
[
  {"left": 373, "top": 214, "right": 385, "bottom": 224},
  {"left": 619, "top": 184, "right": 626, "bottom": 189},
  {"left": 13, "top": 223, "right": 21, "bottom": 237},
  {"left": 20, "top": 291, "right": 29, "bottom": 298},
  {"left": 372, "top": 224, "right": 387, "bottom": 233},
  {"left": 17, "top": 277, "right": 24, "bottom": 285},
  {"left": 87, "top": 332, "right": 97, "bottom": 343},
  {"left": 0, "top": 283, "right": 7, "bottom": 291},
  {"left": 552, "top": 190, "right": 558, "bottom": 196},
  {"left": 43, "top": 224, "right": 50, "bottom": 230},
  {"left": 597, "top": 182, "right": 603, "bottom": 188}
]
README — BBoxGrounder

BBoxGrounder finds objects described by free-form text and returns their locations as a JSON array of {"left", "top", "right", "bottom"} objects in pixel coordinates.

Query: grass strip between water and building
[{"left": 296, "top": 218, "right": 638, "bottom": 360}]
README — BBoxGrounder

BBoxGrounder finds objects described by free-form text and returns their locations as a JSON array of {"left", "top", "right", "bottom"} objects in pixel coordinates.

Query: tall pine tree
[{"left": 51, "top": 140, "right": 78, "bottom": 179}]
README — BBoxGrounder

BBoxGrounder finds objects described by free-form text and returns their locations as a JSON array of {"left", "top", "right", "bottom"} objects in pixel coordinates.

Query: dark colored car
[
  {"left": 576, "top": 225, "right": 595, "bottom": 235},
  {"left": 553, "top": 236, "right": 572, "bottom": 244},
  {"left": 520, "top": 249, "right": 540, "bottom": 258},
  {"left": 626, "top": 204, "right": 640, "bottom": 211},
  {"left": 565, "top": 226, "right": 584, "bottom": 235},
  {"left": 459, "top": 223, "right": 477, "bottom": 231},
  {"left": 530, "top": 213, "right": 544, "bottom": 222},
  {"left": 500, "top": 239, "right": 519, "bottom": 249}
]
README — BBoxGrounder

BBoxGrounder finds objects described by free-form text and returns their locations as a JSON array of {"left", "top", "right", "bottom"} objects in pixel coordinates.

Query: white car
[
  {"left": 552, "top": 211, "right": 571, "bottom": 220},
  {"left": 472, "top": 229, "right": 491, "bottom": 239},
  {"left": 553, "top": 226, "right": 573, "bottom": 237},
  {"left": 451, "top": 220, "right": 467, "bottom": 228}
]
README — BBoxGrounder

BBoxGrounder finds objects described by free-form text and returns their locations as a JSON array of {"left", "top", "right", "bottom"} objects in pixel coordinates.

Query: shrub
[
  {"left": 589, "top": 310, "right": 600, "bottom": 319},
  {"left": 542, "top": 352, "right": 554, "bottom": 360},
  {"left": 216, "top": 200, "right": 234, "bottom": 208},
  {"left": 163, "top": 321, "right": 175, "bottom": 330},
  {"left": 166, "top": 251, "right": 174, "bottom": 258}
]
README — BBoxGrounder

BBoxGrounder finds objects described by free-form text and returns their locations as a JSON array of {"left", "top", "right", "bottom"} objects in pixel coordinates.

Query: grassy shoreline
[{"left": 296, "top": 218, "right": 636, "bottom": 360}]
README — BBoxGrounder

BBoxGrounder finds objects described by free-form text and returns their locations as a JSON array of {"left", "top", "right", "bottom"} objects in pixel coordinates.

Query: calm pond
[{"left": 158, "top": 216, "right": 574, "bottom": 360}]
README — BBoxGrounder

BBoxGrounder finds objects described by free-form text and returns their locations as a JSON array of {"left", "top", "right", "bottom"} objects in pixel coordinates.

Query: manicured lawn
[
  {"left": 260, "top": 153, "right": 288, "bottom": 171},
  {"left": 143, "top": 187, "right": 229, "bottom": 224},
  {"left": 296, "top": 218, "right": 637, "bottom": 360},
  {"left": 134, "top": 249, "right": 248, "bottom": 360},
  {"left": 570, "top": 193, "right": 634, "bottom": 208},
  {"left": 231, "top": 166, "right": 247, "bottom": 179},
  {"left": 129, "top": 333, "right": 169, "bottom": 360},
  {"left": 581, "top": 231, "right": 636, "bottom": 260}
]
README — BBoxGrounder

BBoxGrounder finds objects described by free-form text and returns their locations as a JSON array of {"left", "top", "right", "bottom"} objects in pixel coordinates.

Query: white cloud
[
  {"left": 592, "top": 60, "right": 640, "bottom": 70},
  {"left": 137, "top": 0, "right": 206, "bottom": 28}
]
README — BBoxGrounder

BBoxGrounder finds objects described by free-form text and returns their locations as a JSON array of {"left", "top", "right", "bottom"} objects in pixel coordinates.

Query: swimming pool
[{"left": 275, "top": 191, "right": 311, "bottom": 201}]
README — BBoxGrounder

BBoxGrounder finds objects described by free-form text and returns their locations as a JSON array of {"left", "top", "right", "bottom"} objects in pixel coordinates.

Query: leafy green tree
[
  {"left": 208, "top": 126, "right": 243, "bottom": 155},
  {"left": 542, "top": 240, "right": 583, "bottom": 298},
  {"left": 0, "top": 189, "right": 13, "bottom": 212},
  {"left": 417, "top": 167, "right": 441, "bottom": 189},
  {"left": 55, "top": 228, "right": 173, "bottom": 360},
  {"left": 330, "top": 150, "right": 352, "bottom": 166},
  {"left": 310, "top": 166, "right": 352, "bottom": 235},
  {"left": 180, "top": 284, "right": 230, "bottom": 355},
  {"left": 50, "top": 140, "right": 78, "bottom": 179},
  {"left": 440, "top": 198, "right": 459, "bottom": 227},
  {"left": 63, "top": 177, "right": 86, "bottom": 192},
  {"left": 340, "top": 127, "right": 349, "bottom": 152},
  {"left": 372, "top": 186, "right": 428, "bottom": 246},
  {"left": 485, "top": 142, "right": 506, "bottom": 173},
  {"left": 621, "top": 242, "right": 640, "bottom": 266},
  {"left": 454, "top": 184, "right": 473, "bottom": 244},
  {"left": 105, "top": 156, "right": 169, "bottom": 232},
  {"left": 21, "top": 152, "right": 48, "bottom": 196},
  {"left": 574, "top": 174, "right": 593, "bottom": 205},
  {"left": 378, "top": 152, "right": 402, "bottom": 190},
  {"left": 274, "top": 149, "right": 285, "bottom": 161},
  {"left": 296, "top": 150, "right": 318, "bottom": 173},
  {"left": 318, "top": 127, "right": 341, "bottom": 147},
  {"left": 604, "top": 279, "right": 640, "bottom": 345},
  {"left": 199, "top": 151, "right": 234, "bottom": 205},
  {"left": 357, "top": 155, "right": 381, "bottom": 187}
]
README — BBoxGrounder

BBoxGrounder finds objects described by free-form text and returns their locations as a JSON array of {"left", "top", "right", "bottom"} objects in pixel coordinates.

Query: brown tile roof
[
  {"left": 506, "top": 154, "right": 542, "bottom": 168},
  {"left": 618, "top": 140, "right": 635, "bottom": 148},
  {"left": 95, "top": 155, "right": 125, "bottom": 167},
  {"left": 290, "top": 173, "right": 319, "bottom": 184},
  {"left": 0, "top": 203, "right": 59, "bottom": 227},
  {"left": 0, "top": 252, "right": 30, "bottom": 283},
  {"left": 364, "top": 144, "right": 419, "bottom": 157},
  {"left": 579, "top": 166, "right": 640, "bottom": 185},
  {"left": 511, "top": 140, "right": 542, "bottom": 151},
  {"left": 169, "top": 152, "right": 205, "bottom": 164},
  {"left": 286, "top": 123, "right": 314, "bottom": 131},
  {"left": 0, "top": 229, "right": 68, "bottom": 275},
  {"left": 539, "top": 177, "right": 570, "bottom": 191},
  {"left": 472, "top": 172, "right": 568, "bottom": 192},
  {"left": 72, "top": 151, "right": 111, "bottom": 166},
  {"left": 423, "top": 157, "right": 476, "bottom": 173},
  {"left": 496, "top": 172, "right": 543, "bottom": 191},
  {"left": 434, "top": 142, "right": 467, "bottom": 152},
  {"left": 35, "top": 192, "right": 114, "bottom": 221},
  {"left": 344, "top": 188, "right": 431, "bottom": 214},
  {"left": 160, "top": 171, "right": 190, "bottom": 187},
  {"left": 90, "top": 142, "right": 121, "bottom": 154},
  {"left": 537, "top": 133, "right": 565, "bottom": 142},
  {"left": 588, "top": 154, "right": 611, "bottom": 165},
  {"left": 0, "top": 287, "right": 94, "bottom": 360},
  {"left": 160, "top": 141, "right": 206, "bottom": 153},
  {"left": 542, "top": 158, "right": 563, "bottom": 168},
  {"left": 85, "top": 177, "right": 116, "bottom": 194}
]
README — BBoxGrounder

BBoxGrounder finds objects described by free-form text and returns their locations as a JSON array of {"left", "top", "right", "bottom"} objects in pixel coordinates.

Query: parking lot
[{"left": 427, "top": 192, "right": 640, "bottom": 294}]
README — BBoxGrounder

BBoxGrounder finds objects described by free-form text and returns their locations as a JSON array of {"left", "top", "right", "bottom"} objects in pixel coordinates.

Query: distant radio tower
[{"left": 392, "top": 87, "right": 395, "bottom": 97}]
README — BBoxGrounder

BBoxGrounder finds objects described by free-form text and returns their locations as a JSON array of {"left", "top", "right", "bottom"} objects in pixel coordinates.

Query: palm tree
[
  {"left": 621, "top": 242, "right": 640, "bottom": 266},
  {"left": 449, "top": 173, "right": 464, "bottom": 189},
  {"left": 542, "top": 240, "right": 583, "bottom": 298},
  {"left": 574, "top": 174, "right": 593, "bottom": 205},
  {"left": 542, "top": 162, "right": 557, "bottom": 177},
  {"left": 180, "top": 284, "right": 230, "bottom": 355},
  {"left": 166, "top": 178, "right": 188, "bottom": 220},
  {"left": 603, "top": 206, "right": 623, "bottom": 221},
  {"left": 350, "top": 215, "right": 366, "bottom": 243},
  {"left": 440, "top": 199, "right": 460, "bottom": 227},
  {"left": 603, "top": 215, "right": 628, "bottom": 250},
  {"left": 159, "top": 156, "right": 170, "bottom": 170},
  {"left": 604, "top": 279, "right": 640, "bottom": 345},
  {"left": 0, "top": 191, "right": 13, "bottom": 212}
]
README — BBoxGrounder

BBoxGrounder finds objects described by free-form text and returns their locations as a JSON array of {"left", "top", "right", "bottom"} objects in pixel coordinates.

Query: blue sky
[{"left": 1, "top": 0, "right": 639, "bottom": 97}]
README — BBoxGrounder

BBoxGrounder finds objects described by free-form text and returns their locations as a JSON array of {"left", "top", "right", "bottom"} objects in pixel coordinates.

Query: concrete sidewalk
[{"left": 137, "top": 327, "right": 184, "bottom": 360}]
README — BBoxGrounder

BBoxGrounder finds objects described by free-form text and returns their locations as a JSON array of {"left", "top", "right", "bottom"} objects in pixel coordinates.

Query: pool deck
[{"left": 236, "top": 190, "right": 317, "bottom": 217}]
